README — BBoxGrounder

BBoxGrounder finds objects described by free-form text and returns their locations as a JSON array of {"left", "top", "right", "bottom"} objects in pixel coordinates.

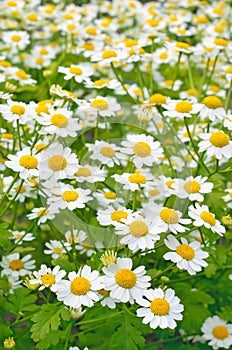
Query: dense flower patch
[{"left": 0, "top": 0, "right": 232, "bottom": 349}]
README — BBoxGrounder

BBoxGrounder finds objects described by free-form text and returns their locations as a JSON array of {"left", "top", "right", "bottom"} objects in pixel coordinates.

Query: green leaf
[
  {"left": 0, "top": 275, "right": 9, "bottom": 294},
  {"left": 36, "top": 330, "right": 67, "bottom": 350},
  {"left": 204, "top": 263, "right": 217, "bottom": 278},
  {"left": 0, "top": 229, "right": 13, "bottom": 250},
  {"left": 218, "top": 306, "right": 232, "bottom": 322},
  {"left": 30, "top": 303, "right": 70, "bottom": 342},
  {"left": 4, "top": 288, "right": 38, "bottom": 314},
  {"left": 111, "top": 307, "right": 145, "bottom": 350},
  {"left": 51, "top": 258, "right": 75, "bottom": 273}
]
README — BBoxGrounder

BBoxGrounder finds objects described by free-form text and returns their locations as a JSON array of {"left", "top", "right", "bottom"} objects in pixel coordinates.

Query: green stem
[
  {"left": 225, "top": 80, "right": 232, "bottom": 112},
  {"left": 187, "top": 55, "right": 195, "bottom": 89},
  {"left": 16, "top": 120, "right": 22, "bottom": 151},
  {"left": 0, "top": 179, "right": 24, "bottom": 218},
  {"left": 110, "top": 63, "right": 137, "bottom": 104},
  {"left": 0, "top": 173, "right": 19, "bottom": 208},
  {"left": 77, "top": 311, "right": 123, "bottom": 325},
  {"left": 171, "top": 52, "right": 182, "bottom": 90},
  {"left": 152, "top": 263, "right": 176, "bottom": 280}
]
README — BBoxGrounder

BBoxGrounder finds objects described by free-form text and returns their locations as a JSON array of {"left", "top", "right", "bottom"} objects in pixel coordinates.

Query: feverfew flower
[
  {"left": 152, "top": 207, "right": 191, "bottom": 234},
  {"left": 137, "top": 287, "right": 184, "bottom": 329},
  {"left": 200, "top": 96, "right": 226, "bottom": 121},
  {"left": 163, "top": 99, "right": 202, "bottom": 119},
  {"left": 0, "top": 253, "right": 35, "bottom": 279},
  {"left": 198, "top": 131, "right": 232, "bottom": 160},
  {"left": 5, "top": 147, "right": 40, "bottom": 180},
  {"left": 31, "top": 264, "right": 66, "bottom": 292},
  {"left": 97, "top": 206, "right": 132, "bottom": 226},
  {"left": 103, "top": 257, "right": 151, "bottom": 304},
  {"left": 188, "top": 203, "right": 225, "bottom": 236},
  {"left": 112, "top": 169, "right": 153, "bottom": 192},
  {"left": 78, "top": 96, "right": 121, "bottom": 117},
  {"left": 172, "top": 176, "right": 213, "bottom": 202},
  {"left": 44, "top": 240, "right": 70, "bottom": 259},
  {"left": 201, "top": 316, "right": 232, "bottom": 350},
  {"left": 87, "top": 140, "right": 123, "bottom": 168},
  {"left": 56, "top": 265, "right": 104, "bottom": 308},
  {"left": 164, "top": 234, "right": 209, "bottom": 275},
  {"left": 58, "top": 64, "right": 93, "bottom": 83},
  {"left": 120, "top": 134, "right": 163, "bottom": 168}
]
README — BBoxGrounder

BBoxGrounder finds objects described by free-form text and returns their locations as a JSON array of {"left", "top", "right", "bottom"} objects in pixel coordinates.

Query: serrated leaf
[
  {"left": 36, "top": 330, "right": 67, "bottom": 350},
  {"left": 111, "top": 308, "right": 145, "bottom": 350},
  {"left": 11, "top": 246, "right": 35, "bottom": 254},
  {"left": 30, "top": 303, "right": 70, "bottom": 342},
  {"left": 4, "top": 287, "right": 38, "bottom": 314},
  {"left": 0, "top": 229, "right": 13, "bottom": 250}
]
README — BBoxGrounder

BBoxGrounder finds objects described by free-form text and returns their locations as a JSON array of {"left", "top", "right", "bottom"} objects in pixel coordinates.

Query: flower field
[{"left": 0, "top": 0, "right": 232, "bottom": 349}]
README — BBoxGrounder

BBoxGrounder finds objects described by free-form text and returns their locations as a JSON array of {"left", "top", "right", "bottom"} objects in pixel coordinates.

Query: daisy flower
[
  {"left": 102, "top": 257, "right": 151, "bottom": 304},
  {"left": 84, "top": 78, "right": 120, "bottom": 90},
  {"left": 44, "top": 240, "right": 70, "bottom": 259},
  {"left": 1, "top": 99, "right": 31, "bottom": 127},
  {"left": 91, "top": 48, "right": 127, "bottom": 65},
  {"left": 200, "top": 96, "right": 226, "bottom": 121},
  {"left": 153, "top": 175, "right": 176, "bottom": 198},
  {"left": 38, "top": 107, "right": 82, "bottom": 138},
  {"left": 58, "top": 64, "right": 93, "bottom": 83},
  {"left": 152, "top": 207, "right": 191, "bottom": 234},
  {"left": 136, "top": 287, "right": 184, "bottom": 329},
  {"left": 27, "top": 206, "right": 59, "bottom": 224},
  {"left": 55, "top": 265, "right": 104, "bottom": 308},
  {"left": 78, "top": 96, "right": 121, "bottom": 117},
  {"left": 164, "top": 234, "right": 209, "bottom": 275},
  {"left": 163, "top": 99, "right": 202, "bottom": 119},
  {"left": 39, "top": 142, "right": 79, "bottom": 180},
  {"left": 64, "top": 229, "right": 86, "bottom": 248},
  {"left": 198, "top": 131, "right": 232, "bottom": 160},
  {"left": 93, "top": 188, "right": 124, "bottom": 208},
  {"left": 172, "top": 176, "right": 214, "bottom": 202},
  {"left": 5, "top": 147, "right": 40, "bottom": 180},
  {"left": 114, "top": 213, "right": 162, "bottom": 252},
  {"left": 112, "top": 169, "right": 153, "bottom": 192},
  {"left": 30, "top": 264, "right": 66, "bottom": 292},
  {"left": 120, "top": 134, "right": 163, "bottom": 168},
  {"left": 188, "top": 203, "right": 225, "bottom": 236},
  {"left": 87, "top": 140, "right": 123, "bottom": 168},
  {"left": 48, "top": 184, "right": 92, "bottom": 211},
  {"left": 10, "top": 230, "right": 35, "bottom": 245},
  {"left": 97, "top": 206, "right": 133, "bottom": 226},
  {"left": 2, "top": 31, "right": 30, "bottom": 50},
  {"left": 6, "top": 67, "right": 36, "bottom": 86},
  {"left": 73, "top": 165, "right": 106, "bottom": 183},
  {"left": 0, "top": 253, "right": 36, "bottom": 279},
  {"left": 201, "top": 316, "right": 232, "bottom": 350},
  {"left": 222, "top": 189, "right": 232, "bottom": 209}
]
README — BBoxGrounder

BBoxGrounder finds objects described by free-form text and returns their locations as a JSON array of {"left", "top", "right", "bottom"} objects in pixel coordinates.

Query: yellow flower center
[
  {"left": 146, "top": 19, "right": 159, "bottom": 27},
  {"left": 102, "top": 50, "right": 117, "bottom": 59},
  {"left": 48, "top": 155, "right": 67, "bottom": 171},
  {"left": 15, "top": 70, "right": 28, "bottom": 80},
  {"left": 149, "top": 93, "right": 166, "bottom": 105},
  {"left": 187, "top": 88, "right": 199, "bottom": 96},
  {"left": 11, "top": 34, "right": 21, "bottom": 42},
  {"left": 128, "top": 170, "right": 146, "bottom": 184},
  {"left": 10, "top": 105, "right": 25, "bottom": 115},
  {"left": 175, "top": 42, "right": 190, "bottom": 49},
  {"left": 115, "top": 268, "right": 136, "bottom": 288},
  {"left": 36, "top": 58, "right": 44, "bottom": 65},
  {"left": 37, "top": 209, "right": 49, "bottom": 216},
  {"left": 91, "top": 99, "right": 109, "bottom": 110},
  {"left": 133, "top": 142, "right": 151, "bottom": 157},
  {"left": 150, "top": 298, "right": 170, "bottom": 315},
  {"left": 159, "top": 52, "right": 168, "bottom": 59},
  {"left": 93, "top": 79, "right": 109, "bottom": 87},
  {"left": 164, "top": 80, "right": 173, "bottom": 86},
  {"left": 124, "top": 38, "right": 138, "bottom": 47},
  {"left": 67, "top": 24, "right": 77, "bottom": 31},
  {"left": 86, "top": 27, "right": 97, "bottom": 35},
  {"left": 50, "top": 113, "right": 68, "bottom": 128},
  {"left": 69, "top": 67, "right": 83, "bottom": 75},
  {"left": 129, "top": 220, "right": 148, "bottom": 237},
  {"left": 160, "top": 208, "right": 179, "bottom": 224},
  {"left": 19, "top": 155, "right": 38, "bottom": 169},
  {"left": 212, "top": 325, "right": 229, "bottom": 340},
  {"left": 62, "top": 190, "right": 79, "bottom": 202},
  {"left": 0, "top": 60, "right": 11, "bottom": 67},
  {"left": 200, "top": 211, "right": 216, "bottom": 226},
  {"left": 100, "top": 146, "right": 115, "bottom": 158},
  {"left": 41, "top": 273, "right": 56, "bottom": 286},
  {"left": 75, "top": 167, "right": 92, "bottom": 177},
  {"left": 184, "top": 180, "right": 201, "bottom": 193},
  {"left": 7, "top": 1, "right": 17, "bottom": 5},
  {"left": 175, "top": 101, "right": 192, "bottom": 113},
  {"left": 214, "top": 38, "right": 228, "bottom": 47},
  {"left": 70, "top": 276, "right": 91, "bottom": 295},
  {"left": 2, "top": 133, "right": 13, "bottom": 139},
  {"left": 149, "top": 189, "right": 160, "bottom": 196},
  {"left": 9, "top": 259, "right": 24, "bottom": 271},
  {"left": 63, "top": 14, "right": 74, "bottom": 20},
  {"left": 83, "top": 42, "right": 95, "bottom": 50},
  {"left": 104, "top": 192, "right": 116, "bottom": 199},
  {"left": 176, "top": 244, "right": 195, "bottom": 260},
  {"left": 111, "top": 210, "right": 128, "bottom": 223},
  {"left": 14, "top": 185, "right": 26, "bottom": 193},
  {"left": 203, "top": 96, "right": 222, "bottom": 109},
  {"left": 209, "top": 131, "right": 229, "bottom": 147},
  {"left": 166, "top": 180, "right": 175, "bottom": 189},
  {"left": 53, "top": 247, "right": 62, "bottom": 254},
  {"left": 27, "top": 13, "right": 38, "bottom": 21},
  {"left": 35, "top": 143, "right": 46, "bottom": 151},
  {"left": 225, "top": 66, "right": 232, "bottom": 74}
]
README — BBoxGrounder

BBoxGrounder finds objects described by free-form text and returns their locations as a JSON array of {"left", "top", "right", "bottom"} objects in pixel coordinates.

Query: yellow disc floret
[
  {"left": 19, "top": 155, "right": 38, "bottom": 169},
  {"left": 62, "top": 190, "right": 79, "bottom": 202},
  {"left": 41, "top": 273, "right": 56, "bottom": 286},
  {"left": 128, "top": 170, "right": 146, "bottom": 184},
  {"left": 69, "top": 67, "right": 83, "bottom": 75},
  {"left": 184, "top": 180, "right": 201, "bottom": 193},
  {"left": 149, "top": 93, "right": 166, "bottom": 105},
  {"left": 200, "top": 211, "right": 216, "bottom": 226},
  {"left": 212, "top": 325, "right": 229, "bottom": 340},
  {"left": 129, "top": 221, "right": 148, "bottom": 237},
  {"left": 176, "top": 244, "right": 195, "bottom": 260},
  {"left": 209, "top": 131, "right": 229, "bottom": 147},
  {"left": 202, "top": 96, "right": 222, "bottom": 109},
  {"left": 133, "top": 142, "right": 151, "bottom": 157},
  {"left": 111, "top": 210, "right": 128, "bottom": 223},
  {"left": 115, "top": 268, "right": 136, "bottom": 288},
  {"left": 9, "top": 259, "right": 24, "bottom": 271},
  {"left": 160, "top": 208, "right": 179, "bottom": 224},
  {"left": 70, "top": 276, "right": 91, "bottom": 295},
  {"left": 100, "top": 146, "right": 115, "bottom": 157},
  {"left": 10, "top": 105, "right": 25, "bottom": 115},
  {"left": 50, "top": 113, "right": 68, "bottom": 128},
  {"left": 91, "top": 99, "right": 109, "bottom": 110},
  {"left": 48, "top": 155, "right": 67, "bottom": 171},
  {"left": 150, "top": 298, "right": 170, "bottom": 315},
  {"left": 175, "top": 101, "right": 192, "bottom": 113}
]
